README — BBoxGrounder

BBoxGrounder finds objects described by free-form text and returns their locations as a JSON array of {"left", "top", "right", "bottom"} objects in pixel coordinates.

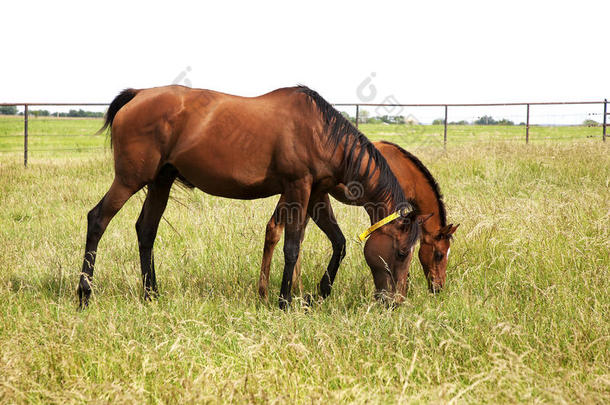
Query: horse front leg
[
  {"left": 308, "top": 194, "right": 346, "bottom": 299},
  {"left": 277, "top": 181, "right": 311, "bottom": 310}
]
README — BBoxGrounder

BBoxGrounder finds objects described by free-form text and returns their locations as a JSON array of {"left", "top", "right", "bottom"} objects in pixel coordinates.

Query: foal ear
[
  {"left": 448, "top": 224, "right": 460, "bottom": 235},
  {"left": 417, "top": 213, "right": 434, "bottom": 225}
]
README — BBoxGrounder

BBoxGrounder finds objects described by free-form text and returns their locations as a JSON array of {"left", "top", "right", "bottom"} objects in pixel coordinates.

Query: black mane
[
  {"left": 296, "top": 86, "right": 408, "bottom": 210},
  {"left": 378, "top": 141, "right": 447, "bottom": 227}
]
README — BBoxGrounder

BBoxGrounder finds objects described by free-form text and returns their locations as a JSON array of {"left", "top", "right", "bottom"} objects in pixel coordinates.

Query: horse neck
[
  {"left": 356, "top": 167, "right": 404, "bottom": 225},
  {"left": 362, "top": 192, "right": 398, "bottom": 225},
  {"left": 324, "top": 135, "right": 406, "bottom": 225}
]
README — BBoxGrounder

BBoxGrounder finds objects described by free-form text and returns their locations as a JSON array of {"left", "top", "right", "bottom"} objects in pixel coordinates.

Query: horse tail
[{"left": 96, "top": 89, "right": 139, "bottom": 144}]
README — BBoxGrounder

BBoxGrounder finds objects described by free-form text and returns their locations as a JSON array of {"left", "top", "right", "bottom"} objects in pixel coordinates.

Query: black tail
[{"left": 96, "top": 89, "right": 139, "bottom": 144}]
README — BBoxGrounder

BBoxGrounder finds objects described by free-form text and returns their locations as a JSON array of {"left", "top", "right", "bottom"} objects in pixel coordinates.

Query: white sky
[{"left": 1, "top": 0, "right": 608, "bottom": 124}]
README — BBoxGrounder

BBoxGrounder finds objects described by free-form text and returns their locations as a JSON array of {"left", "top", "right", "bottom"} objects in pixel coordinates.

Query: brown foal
[
  {"left": 78, "top": 85, "right": 424, "bottom": 309},
  {"left": 259, "top": 141, "right": 459, "bottom": 303}
]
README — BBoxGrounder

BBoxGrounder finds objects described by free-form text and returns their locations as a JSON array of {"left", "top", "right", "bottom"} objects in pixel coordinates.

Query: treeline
[
  {"left": 433, "top": 116, "right": 520, "bottom": 125},
  {"left": 0, "top": 106, "right": 103, "bottom": 118},
  {"left": 340, "top": 112, "right": 408, "bottom": 125},
  {"left": 0, "top": 106, "right": 17, "bottom": 115},
  {"left": 339, "top": 111, "right": 523, "bottom": 126}
]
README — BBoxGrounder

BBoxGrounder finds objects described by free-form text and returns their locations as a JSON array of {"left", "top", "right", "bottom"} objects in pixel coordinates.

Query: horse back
[{"left": 110, "top": 85, "right": 329, "bottom": 199}]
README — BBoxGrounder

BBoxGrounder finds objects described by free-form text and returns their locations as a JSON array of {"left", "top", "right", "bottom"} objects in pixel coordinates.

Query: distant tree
[
  {"left": 0, "top": 106, "right": 17, "bottom": 115},
  {"left": 378, "top": 115, "right": 393, "bottom": 124},
  {"left": 518, "top": 122, "right": 526, "bottom": 126},
  {"left": 449, "top": 120, "right": 469, "bottom": 125},
  {"left": 394, "top": 115, "right": 405, "bottom": 124},
  {"left": 475, "top": 115, "right": 497, "bottom": 125},
  {"left": 583, "top": 119, "right": 599, "bottom": 127},
  {"left": 432, "top": 118, "right": 445, "bottom": 125},
  {"left": 58, "top": 109, "right": 104, "bottom": 118},
  {"left": 496, "top": 118, "right": 514, "bottom": 126},
  {"left": 30, "top": 109, "right": 50, "bottom": 117},
  {"left": 358, "top": 110, "right": 370, "bottom": 124}
]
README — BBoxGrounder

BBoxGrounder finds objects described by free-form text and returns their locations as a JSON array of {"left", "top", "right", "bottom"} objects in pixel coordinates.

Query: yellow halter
[{"left": 357, "top": 211, "right": 401, "bottom": 242}]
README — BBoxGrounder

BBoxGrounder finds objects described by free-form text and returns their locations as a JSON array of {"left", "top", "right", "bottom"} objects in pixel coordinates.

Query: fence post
[
  {"left": 24, "top": 104, "right": 28, "bottom": 167},
  {"left": 443, "top": 105, "right": 448, "bottom": 149},
  {"left": 526, "top": 104, "right": 530, "bottom": 144},
  {"left": 355, "top": 105, "right": 359, "bottom": 129},
  {"left": 602, "top": 98, "right": 608, "bottom": 142}
]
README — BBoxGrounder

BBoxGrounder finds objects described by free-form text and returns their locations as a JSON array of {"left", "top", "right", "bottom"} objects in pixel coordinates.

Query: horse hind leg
[
  {"left": 78, "top": 179, "right": 138, "bottom": 308},
  {"left": 259, "top": 207, "right": 284, "bottom": 300},
  {"left": 135, "top": 165, "right": 176, "bottom": 300}
]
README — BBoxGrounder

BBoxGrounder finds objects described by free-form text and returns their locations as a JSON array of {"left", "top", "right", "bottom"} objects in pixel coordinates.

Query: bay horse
[
  {"left": 78, "top": 85, "right": 426, "bottom": 309},
  {"left": 259, "top": 141, "right": 459, "bottom": 304}
]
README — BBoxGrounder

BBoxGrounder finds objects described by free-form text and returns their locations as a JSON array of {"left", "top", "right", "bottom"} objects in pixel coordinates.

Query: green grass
[
  {"left": 0, "top": 115, "right": 605, "bottom": 161},
  {"left": 0, "top": 119, "right": 608, "bottom": 402},
  {"left": 0, "top": 116, "right": 106, "bottom": 157}
]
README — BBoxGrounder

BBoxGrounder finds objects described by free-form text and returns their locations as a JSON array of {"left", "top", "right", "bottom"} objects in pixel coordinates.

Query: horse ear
[
  {"left": 448, "top": 224, "right": 460, "bottom": 235},
  {"left": 417, "top": 213, "right": 434, "bottom": 225}
]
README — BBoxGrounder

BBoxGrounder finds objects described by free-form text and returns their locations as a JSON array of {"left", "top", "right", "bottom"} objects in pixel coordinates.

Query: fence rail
[
  {"left": 1, "top": 99, "right": 608, "bottom": 167},
  {"left": 334, "top": 100, "right": 608, "bottom": 148}
]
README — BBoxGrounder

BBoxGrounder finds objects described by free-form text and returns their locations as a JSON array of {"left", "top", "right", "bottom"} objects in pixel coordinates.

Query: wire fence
[{"left": 0, "top": 99, "right": 607, "bottom": 166}]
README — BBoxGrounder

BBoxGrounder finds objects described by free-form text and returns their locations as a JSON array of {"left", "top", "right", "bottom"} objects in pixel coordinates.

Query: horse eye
[
  {"left": 434, "top": 251, "right": 444, "bottom": 262},
  {"left": 396, "top": 251, "right": 408, "bottom": 261}
]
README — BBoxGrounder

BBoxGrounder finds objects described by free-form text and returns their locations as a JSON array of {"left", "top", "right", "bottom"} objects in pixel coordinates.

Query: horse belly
[
  {"left": 170, "top": 142, "right": 283, "bottom": 200},
  {"left": 184, "top": 169, "right": 282, "bottom": 199}
]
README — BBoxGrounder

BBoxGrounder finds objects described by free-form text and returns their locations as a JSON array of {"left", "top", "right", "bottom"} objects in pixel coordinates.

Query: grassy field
[
  {"left": 0, "top": 116, "right": 106, "bottom": 156},
  {"left": 0, "top": 115, "right": 605, "bottom": 160},
  {"left": 0, "top": 117, "right": 608, "bottom": 402}
]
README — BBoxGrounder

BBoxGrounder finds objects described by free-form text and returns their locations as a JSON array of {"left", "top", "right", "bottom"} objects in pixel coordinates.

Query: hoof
[
  {"left": 303, "top": 293, "right": 324, "bottom": 308},
  {"left": 143, "top": 288, "right": 159, "bottom": 302},
  {"left": 258, "top": 286, "right": 269, "bottom": 301},
  {"left": 303, "top": 293, "right": 314, "bottom": 307},
  {"left": 318, "top": 282, "right": 332, "bottom": 299},
  {"left": 77, "top": 276, "right": 91, "bottom": 309},
  {"left": 278, "top": 296, "right": 291, "bottom": 310}
]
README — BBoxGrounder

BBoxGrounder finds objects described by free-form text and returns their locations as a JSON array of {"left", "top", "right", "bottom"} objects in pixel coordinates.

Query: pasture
[
  {"left": 0, "top": 115, "right": 604, "bottom": 159},
  {"left": 0, "top": 118, "right": 608, "bottom": 403}
]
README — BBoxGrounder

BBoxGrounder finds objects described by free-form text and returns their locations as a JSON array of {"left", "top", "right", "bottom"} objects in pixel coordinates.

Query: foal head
[
  {"left": 362, "top": 209, "right": 430, "bottom": 304},
  {"left": 418, "top": 223, "right": 459, "bottom": 293}
]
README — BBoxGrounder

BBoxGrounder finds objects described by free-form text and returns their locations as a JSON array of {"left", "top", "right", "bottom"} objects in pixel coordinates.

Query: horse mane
[
  {"left": 378, "top": 141, "right": 447, "bottom": 227},
  {"left": 296, "top": 86, "right": 409, "bottom": 210}
]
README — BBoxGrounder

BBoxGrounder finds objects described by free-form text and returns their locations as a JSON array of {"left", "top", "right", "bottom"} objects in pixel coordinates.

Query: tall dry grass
[{"left": 0, "top": 140, "right": 608, "bottom": 403}]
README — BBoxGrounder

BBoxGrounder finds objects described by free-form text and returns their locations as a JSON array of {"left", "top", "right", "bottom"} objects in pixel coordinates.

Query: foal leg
[
  {"left": 259, "top": 205, "right": 307, "bottom": 300},
  {"left": 78, "top": 179, "right": 137, "bottom": 308},
  {"left": 135, "top": 168, "right": 175, "bottom": 300},
  {"left": 278, "top": 182, "right": 311, "bottom": 310},
  {"left": 259, "top": 206, "right": 284, "bottom": 300},
  {"left": 308, "top": 194, "right": 346, "bottom": 299}
]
